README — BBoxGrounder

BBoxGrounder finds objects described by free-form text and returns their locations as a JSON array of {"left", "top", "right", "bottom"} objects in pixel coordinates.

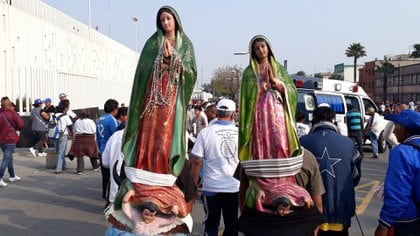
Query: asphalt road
[{"left": 0, "top": 147, "right": 389, "bottom": 236}]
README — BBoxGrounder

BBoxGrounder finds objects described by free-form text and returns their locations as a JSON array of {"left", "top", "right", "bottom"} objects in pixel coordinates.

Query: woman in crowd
[{"left": 68, "top": 110, "right": 99, "bottom": 175}]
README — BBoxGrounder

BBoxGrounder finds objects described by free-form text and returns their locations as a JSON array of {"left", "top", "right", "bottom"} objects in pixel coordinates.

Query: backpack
[{"left": 47, "top": 114, "right": 64, "bottom": 139}]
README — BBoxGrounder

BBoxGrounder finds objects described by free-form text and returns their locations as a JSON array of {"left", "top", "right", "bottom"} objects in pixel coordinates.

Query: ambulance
[{"left": 292, "top": 75, "right": 389, "bottom": 153}]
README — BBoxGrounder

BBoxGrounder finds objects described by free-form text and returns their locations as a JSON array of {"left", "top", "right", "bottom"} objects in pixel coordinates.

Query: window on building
[
  {"left": 403, "top": 75, "right": 411, "bottom": 85},
  {"left": 402, "top": 94, "right": 410, "bottom": 102}
]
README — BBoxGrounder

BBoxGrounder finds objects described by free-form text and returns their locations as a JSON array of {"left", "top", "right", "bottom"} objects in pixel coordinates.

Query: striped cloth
[{"left": 241, "top": 152, "right": 303, "bottom": 178}]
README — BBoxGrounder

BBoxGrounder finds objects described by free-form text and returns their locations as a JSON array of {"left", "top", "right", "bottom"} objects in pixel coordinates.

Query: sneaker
[
  {"left": 93, "top": 167, "right": 100, "bottom": 172},
  {"left": 29, "top": 147, "right": 36, "bottom": 157},
  {"left": 54, "top": 171, "right": 63, "bottom": 174},
  {"left": 0, "top": 179, "right": 7, "bottom": 187},
  {"left": 37, "top": 152, "right": 47, "bottom": 157},
  {"left": 76, "top": 172, "right": 83, "bottom": 175},
  {"left": 9, "top": 175, "right": 21, "bottom": 182}
]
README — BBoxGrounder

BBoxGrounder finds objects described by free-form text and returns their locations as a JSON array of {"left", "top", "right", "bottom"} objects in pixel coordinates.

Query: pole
[
  {"left": 397, "top": 64, "right": 400, "bottom": 102},
  {"left": 88, "top": 0, "right": 92, "bottom": 40},
  {"left": 107, "top": 0, "right": 111, "bottom": 36},
  {"left": 132, "top": 17, "right": 138, "bottom": 54}
]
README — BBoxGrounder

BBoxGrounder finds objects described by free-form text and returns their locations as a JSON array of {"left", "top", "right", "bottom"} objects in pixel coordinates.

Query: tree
[
  {"left": 345, "top": 43, "right": 367, "bottom": 83},
  {"left": 296, "top": 71, "right": 306, "bottom": 76},
  {"left": 375, "top": 59, "right": 396, "bottom": 102},
  {"left": 329, "top": 73, "right": 343, "bottom": 80},
  {"left": 314, "top": 73, "right": 323, "bottom": 78},
  {"left": 211, "top": 65, "right": 242, "bottom": 100},
  {"left": 410, "top": 44, "right": 420, "bottom": 58},
  {"left": 201, "top": 83, "right": 213, "bottom": 93}
]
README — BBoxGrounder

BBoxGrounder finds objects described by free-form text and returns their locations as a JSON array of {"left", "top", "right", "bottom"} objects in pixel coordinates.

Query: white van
[{"left": 293, "top": 75, "right": 389, "bottom": 153}]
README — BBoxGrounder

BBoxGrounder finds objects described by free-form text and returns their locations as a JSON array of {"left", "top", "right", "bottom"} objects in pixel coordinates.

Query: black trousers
[
  {"left": 238, "top": 206, "right": 324, "bottom": 236},
  {"left": 349, "top": 131, "right": 364, "bottom": 157},
  {"left": 203, "top": 192, "right": 239, "bottom": 236},
  {"left": 393, "top": 219, "right": 420, "bottom": 236},
  {"left": 76, "top": 157, "right": 99, "bottom": 172},
  {"left": 99, "top": 153, "right": 110, "bottom": 201},
  {"left": 33, "top": 131, "right": 47, "bottom": 153},
  {"left": 318, "top": 228, "right": 349, "bottom": 236}
]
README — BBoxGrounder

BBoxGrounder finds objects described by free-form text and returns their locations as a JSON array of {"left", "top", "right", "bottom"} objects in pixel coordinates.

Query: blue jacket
[
  {"left": 379, "top": 135, "right": 420, "bottom": 228},
  {"left": 96, "top": 113, "right": 118, "bottom": 153},
  {"left": 300, "top": 122, "right": 358, "bottom": 227}
]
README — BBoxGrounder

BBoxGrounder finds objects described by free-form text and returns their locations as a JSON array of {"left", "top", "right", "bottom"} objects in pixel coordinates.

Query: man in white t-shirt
[{"left": 191, "top": 99, "right": 239, "bottom": 236}]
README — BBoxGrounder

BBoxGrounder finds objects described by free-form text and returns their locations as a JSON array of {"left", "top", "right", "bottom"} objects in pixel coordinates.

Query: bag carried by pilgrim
[{"left": 47, "top": 114, "right": 65, "bottom": 139}]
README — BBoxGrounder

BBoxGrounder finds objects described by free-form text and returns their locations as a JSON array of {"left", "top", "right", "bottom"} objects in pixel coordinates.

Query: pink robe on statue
[{"left": 253, "top": 64, "right": 310, "bottom": 208}]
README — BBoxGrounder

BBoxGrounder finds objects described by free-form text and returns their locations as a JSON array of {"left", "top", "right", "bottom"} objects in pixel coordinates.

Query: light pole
[
  {"left": 88, "top": 0, "right": 92, "bottom": 39},
  {"left": 233, "top": 52, "right": 248, "bottom": 56},
  {"left": 397, "top": 64, "right": 400, "bottom": 102},
  {"left": 132, "top": 17, "right": 139, "bottom": 54}
]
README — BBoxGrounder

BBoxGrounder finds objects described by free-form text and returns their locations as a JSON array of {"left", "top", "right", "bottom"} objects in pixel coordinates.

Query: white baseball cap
[
  {"left": 59, "top": 92, "right": 67, "bottom": 98},
  {"left": 318, "top": 103, "right": 330, "bottom": 108},
  {"left": 216, "top": 99, "right": 236, "bottom": 112}
]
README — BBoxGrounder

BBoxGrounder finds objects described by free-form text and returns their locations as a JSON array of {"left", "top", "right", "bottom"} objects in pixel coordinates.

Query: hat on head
[
  {"left": 58, "top": 92, "right": 67, "bottom": 98},
  {"left": 318, "top": 103, "right": 330, "bottom": 108},
  {"left": 43, "top": 98, "right": 51, "bottom": 103},
  {"left": 216, "top": 99, "right": 236, "bottom": 112},
  {"left": 385, "top": 109, "right": 420, "bottom": 131},
  {"left": 367, "top": 107, "right": 375, "bottom": 114},
  {"left": 205, "top": 102, "right": 215, "bottom": 109},
  {"left": 33, "top": 99, "right": 42, "bottom": 106}
]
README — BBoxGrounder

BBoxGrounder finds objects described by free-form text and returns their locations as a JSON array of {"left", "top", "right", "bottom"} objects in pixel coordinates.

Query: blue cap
[
  {"left": 33, "top": 99, "right": 42, "bottom": 106},
  {"left": 43, "top": 98, "right": 51, "bottom": 103},
  {"left": 385, "top": 109, "right": 420, "bottom": 131}
]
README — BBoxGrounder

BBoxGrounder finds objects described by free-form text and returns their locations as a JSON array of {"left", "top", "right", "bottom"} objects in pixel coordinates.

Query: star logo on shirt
[{"left": 317, "top": 147, "right": 342, "bottom": 178}]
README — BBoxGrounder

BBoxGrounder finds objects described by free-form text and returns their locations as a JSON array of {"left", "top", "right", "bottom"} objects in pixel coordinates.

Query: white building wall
[
  {"left": 0, "top": 0, "right": 138, "bottom": 115},
  {"left": 343, "top": 65, "right": 363, "bottom": 83}
]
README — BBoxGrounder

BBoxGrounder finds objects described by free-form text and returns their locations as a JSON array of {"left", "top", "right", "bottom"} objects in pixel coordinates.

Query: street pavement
[{"left": 0, "top": 147, "right": 388, "bottom": 236}]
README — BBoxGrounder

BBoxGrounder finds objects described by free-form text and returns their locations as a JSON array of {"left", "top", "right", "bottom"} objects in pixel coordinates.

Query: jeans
[
  {"left": 56, "top": 135, "right": 68, "bottom": 172},
  {"left": 365, "top": 131, "right": 378, "bottom": 156},
  {"left": 203, "top": 192, "right": 239, "bottom": 236},
  {"left": 0, "top": 144, "right": 16, "bottom": 179}
]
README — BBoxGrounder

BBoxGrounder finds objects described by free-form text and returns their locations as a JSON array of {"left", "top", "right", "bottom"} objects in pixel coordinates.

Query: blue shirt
[
  {"left": 379, "top": 135, "right": 420, "bottom": 227},
  {"left": 96, "top": 113, "right": 118, "bottom": 153}
]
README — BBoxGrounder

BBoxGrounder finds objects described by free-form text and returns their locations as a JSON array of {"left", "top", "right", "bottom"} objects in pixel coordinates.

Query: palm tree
[
  {"left": 410, "top": 44, "right": 420, "bottom": 58},
  {"left": 345, "top": 43, "right": 367, "bottom": 83},
  {"left": 375, "top": 60, "right": 396, "bottom": 102}
]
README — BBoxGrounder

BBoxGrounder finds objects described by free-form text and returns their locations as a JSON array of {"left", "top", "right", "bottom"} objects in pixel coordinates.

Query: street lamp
[
  {"left": 132, "top": 16, "right": 139, "bottom": 54},
  {"left": 233, "top": 51, "right": 248, "bottom": 55},
  {"left": 88, "top": 0, "right": 92, "bottom": 39}
]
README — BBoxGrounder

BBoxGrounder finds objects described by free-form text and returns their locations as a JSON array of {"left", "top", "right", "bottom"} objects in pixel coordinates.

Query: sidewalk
[{"left": 0, "top": 148, "right": 108, "bottom": 236}]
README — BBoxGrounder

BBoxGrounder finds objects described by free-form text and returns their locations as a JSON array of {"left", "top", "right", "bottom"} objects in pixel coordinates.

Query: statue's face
[
  {"left": 160, "top": 12, "right": 175, "bottom": 34},
  {"left": 142, "top": 209, "right": 156, "bottom": 224},
  {"left": 252, "top": 41, "right": 269, "bottom": 61}
]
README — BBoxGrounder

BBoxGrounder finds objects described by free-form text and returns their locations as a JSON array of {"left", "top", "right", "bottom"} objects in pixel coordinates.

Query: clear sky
[{"left": 41, "top": 0, "right": 420, "bottom": 86}]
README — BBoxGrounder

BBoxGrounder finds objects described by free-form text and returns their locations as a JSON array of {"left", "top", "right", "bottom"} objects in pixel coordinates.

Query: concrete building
[
  {"left": 374, "top": 63, "right": 420, "bottom": 104},
  {"left": 334, "top": 63, "right": 364, "bottom": 82},
  {"left": 358, "top": 61, "right": 379, "bottom": 99},
  {"left": 359, "top": 55, "right": 420, "bottom": 103},
  {"left": 0, "top": 0, "right": 138, "bottom": 115}
]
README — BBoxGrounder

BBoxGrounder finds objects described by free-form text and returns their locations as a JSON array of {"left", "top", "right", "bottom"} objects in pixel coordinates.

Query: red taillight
[
  {"left": 352, "top": 86, "right": 358, "bottom": 93},
  {"left": 295, "top": 80, "right": 303, "bottom": 88}
]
